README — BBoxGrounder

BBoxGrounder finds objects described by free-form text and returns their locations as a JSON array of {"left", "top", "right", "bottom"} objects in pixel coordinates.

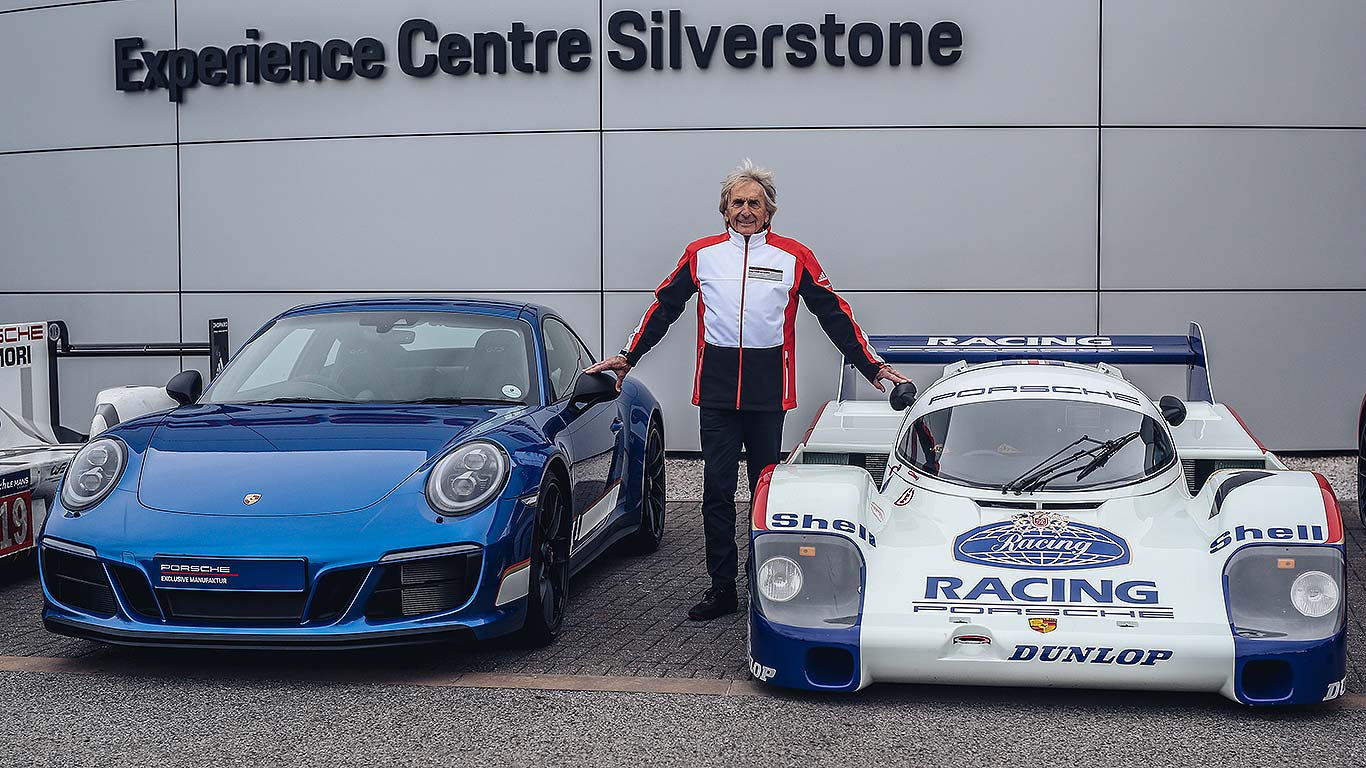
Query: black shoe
[{"left": 687, "top": 585, "right": 738, "bottom": 621}]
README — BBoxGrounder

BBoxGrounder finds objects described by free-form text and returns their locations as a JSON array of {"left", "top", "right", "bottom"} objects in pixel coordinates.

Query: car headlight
[
  {"left": 1225, "top": 545, "right": 1344, "bottom": 640},
  {"left": 757, "top": 556, "right": 803, "bottom": 602},
  {"left": 751, "top": 533, "right": 864, "bottom": 628},
  {"left": 1290, "top": 570, "right": 1339, "bottom": 618},
  {"left": 425, "top": 440, "right": 509, "bottom": 515},
  {"left": 60, "top": 437, "right": 127, "bottom": 511}
]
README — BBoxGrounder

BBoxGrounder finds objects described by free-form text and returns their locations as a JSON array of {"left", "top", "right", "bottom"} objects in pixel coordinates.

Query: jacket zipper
[
  {"left": 783, "top": 348, "right": 790, "bottom": 404},
  {"left": 735, "top": 238, "right": 749, "bottom": 409}
]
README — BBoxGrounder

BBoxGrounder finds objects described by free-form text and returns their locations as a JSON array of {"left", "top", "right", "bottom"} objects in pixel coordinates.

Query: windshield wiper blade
[
  {"left": 1072, "top": 430, "right": 1144, "bottom": 482},
  {"left": 255, "top": 397, "right": 352, "bottom": 404},
  {"left": 1001, "top": 435, "right": 1098, "bottom": 495},
  {"left": 408, "top": 397, "right": 526, "bottom": 405}
]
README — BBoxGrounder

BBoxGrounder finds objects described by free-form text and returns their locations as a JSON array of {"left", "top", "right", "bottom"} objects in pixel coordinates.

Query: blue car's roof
[{"left": 279, "top": 297, "right": 557, "bottom": 321}]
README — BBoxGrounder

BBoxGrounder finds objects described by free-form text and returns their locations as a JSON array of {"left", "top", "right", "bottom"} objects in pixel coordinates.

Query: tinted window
[
  {"left": 204, "top": 311, "right": 536, "bottom": 404},
  {"left": 542, "top": 317, "right": 590, "bottom": 402}
]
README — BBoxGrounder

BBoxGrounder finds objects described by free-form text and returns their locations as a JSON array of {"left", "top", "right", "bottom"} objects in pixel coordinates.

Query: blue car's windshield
[{"left": 204, "top": 311, "right": 537, "bottom": 405}]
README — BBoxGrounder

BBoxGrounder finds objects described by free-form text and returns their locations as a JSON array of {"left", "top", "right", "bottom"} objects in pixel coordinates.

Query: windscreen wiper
[
  {"left": 408, "top": 397, "right": 527, "bottom": 406},
  {"left": 1000, "top": 435, "right": 1100, "bottom": 495},
  {"left": 1004, "top": 431, "right": 1145, "bottom": 495},
  {"left": 1072, "top": 430, "right": 1143, "bottom": 482},
  {"left": 255, "top": 397, "right": 352, "bottom": 404}
]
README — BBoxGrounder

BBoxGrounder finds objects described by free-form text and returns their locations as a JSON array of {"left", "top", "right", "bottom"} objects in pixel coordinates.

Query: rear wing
[
  {"left": 0, "top": 318, "right": 229, "bottom": 444},
  {"left": 840, "top": 322, "right": 1213, "bottom": 403}
]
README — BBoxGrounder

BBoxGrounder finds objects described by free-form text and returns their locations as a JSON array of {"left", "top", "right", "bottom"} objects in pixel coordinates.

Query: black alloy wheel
[
  {"left": 626, "top": 424, "right": 667, "bottom": 554},
  {"left": 1357, "top": 428, "right": 1364, "bottom": 526},
  {"left": 519, "top": 472, "right": 570, "bottom": 646}
]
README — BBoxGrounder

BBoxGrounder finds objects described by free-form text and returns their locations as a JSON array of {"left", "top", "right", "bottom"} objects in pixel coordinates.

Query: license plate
[{"left": 152, "top": 557, "right": 306, "bottom": 591}]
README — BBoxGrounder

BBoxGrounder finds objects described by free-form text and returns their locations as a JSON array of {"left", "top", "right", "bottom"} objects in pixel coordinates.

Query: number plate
[
  {"left": 151, "top": 557, "right": 307, "bottom": 591},
  {"left": 0, "top": 470, "right": 34, "bottom": 558}
]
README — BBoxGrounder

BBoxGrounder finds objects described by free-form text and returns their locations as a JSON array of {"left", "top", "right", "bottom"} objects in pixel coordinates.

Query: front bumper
[{"left": 38, "top": 487, "right": 536, "bottom": 648}]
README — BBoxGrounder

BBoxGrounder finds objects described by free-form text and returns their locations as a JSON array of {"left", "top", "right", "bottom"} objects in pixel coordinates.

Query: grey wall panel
[
  {"left": 1104, "top": 0, "right": 1366, "bottom": 127},
  {"left": 1101, "top": 129, "right": 1366, "bottom": 290},
  {"left": 603, "top": 129, "right": 1098, "bottom": 292},
  {"left": 607, "top": 290, "right": 1097, "bottom": 451},
  {"left": 1100, "top": 291, "right": 1366, "bottom": 451},
  {"left": 602, "top": 0, "right": 1098, "bottom": 129},
  {"left": 180, "top": 291, "right": 603, "bottom": 365},
  {"left": 0, "top": 146, "right": 179, "bottom": 292},
  {"left": 178, "top": 133, "right": 601, "bottom": 292},
  {"left": 0, "top": 0, "right": 175, "bottom": 152},
  {"left": 0, "top": 0, "right": 117, "bottom": 11},
  {"left": 174, "top": 0, "right": 599, "bottom": 142},
  {"left": 0, "top": 293, "right": 181, "bottom": 435}
]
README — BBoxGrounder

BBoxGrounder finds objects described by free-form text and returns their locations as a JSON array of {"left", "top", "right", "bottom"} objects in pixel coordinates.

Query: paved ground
[{"left": 1, "top": 463, "right": 1361, "bottom": 766}]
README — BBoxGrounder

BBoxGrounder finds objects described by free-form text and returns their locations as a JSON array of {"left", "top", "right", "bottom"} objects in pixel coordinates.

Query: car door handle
[{"left": 610, "top": 418, "right": 623, "bottom": 432}]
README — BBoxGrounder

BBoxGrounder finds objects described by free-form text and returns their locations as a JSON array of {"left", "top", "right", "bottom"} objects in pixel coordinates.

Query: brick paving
[{"left": 4, "top": 495, "right": 1363, "bottom": 688}]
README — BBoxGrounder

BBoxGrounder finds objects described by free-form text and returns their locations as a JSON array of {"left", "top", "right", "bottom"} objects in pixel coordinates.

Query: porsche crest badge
[
  {"left": 1029, "top": 618, "right": 1058, "bottom": 634},
  {"left": 243, "top": 493, "right": 262, "bottom": 506}
]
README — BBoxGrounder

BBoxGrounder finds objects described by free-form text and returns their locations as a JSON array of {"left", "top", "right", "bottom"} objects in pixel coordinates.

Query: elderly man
[{"left": 587, "top": 159, "right": 908, "bottom": 620}]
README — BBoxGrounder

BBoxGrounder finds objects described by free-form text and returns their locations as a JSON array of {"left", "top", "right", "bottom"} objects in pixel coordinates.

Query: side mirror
[
  {"left": 1159, "top": 395, "right": 1187, "bottom": 427},
  {"left": 889, "top": 381, "right": 918, "bottom": 412},
  {"left": 570, "top": 372, "right": 618, "bottom": 407},
  {"left": 166, "top": 370, "right": 203, "bottom": 406}
]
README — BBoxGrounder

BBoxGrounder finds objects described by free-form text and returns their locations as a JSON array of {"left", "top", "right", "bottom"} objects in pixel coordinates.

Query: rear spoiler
[{"left": 839, "top": 322, "right": 1213, "bottom": 403}]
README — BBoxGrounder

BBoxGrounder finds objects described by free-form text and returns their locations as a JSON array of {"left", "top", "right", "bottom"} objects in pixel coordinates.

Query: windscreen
[
  {"left": 897, "top": 399, "right": 1174, "bottom": 491},
  {"left": 204, "top": 311, "right": 536, "bottom": 405}
]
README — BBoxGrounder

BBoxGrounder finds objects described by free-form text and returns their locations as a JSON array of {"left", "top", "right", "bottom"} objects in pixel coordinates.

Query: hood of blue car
[{"left": 136, "top": 403, "right": 512, "bottom": 516}]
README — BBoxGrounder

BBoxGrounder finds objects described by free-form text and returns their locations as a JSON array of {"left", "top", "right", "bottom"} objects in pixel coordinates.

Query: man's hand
[
  {"left": 584, "top": 354, "right": 633, "bottom": 392},
  {"left": 870, "top": 363, "right": 911, "bottom": 393}
]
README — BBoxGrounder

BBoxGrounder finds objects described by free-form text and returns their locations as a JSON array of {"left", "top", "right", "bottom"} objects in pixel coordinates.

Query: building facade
[{"left": 2, "top": 0, "right": 1364, "bottom": 450}]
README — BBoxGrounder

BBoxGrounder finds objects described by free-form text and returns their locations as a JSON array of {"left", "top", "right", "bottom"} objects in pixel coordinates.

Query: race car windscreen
[
  {"left": 897, "top": 399, "right": 1175, "bottom": 491},
  {"left": 204, "top": 312, "right": 537, "bottom": 405}
]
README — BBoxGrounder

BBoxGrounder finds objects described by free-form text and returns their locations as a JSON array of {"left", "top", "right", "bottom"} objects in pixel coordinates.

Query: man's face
[{"left": 724, "top": 180, "right": 771, "bottom": 236}]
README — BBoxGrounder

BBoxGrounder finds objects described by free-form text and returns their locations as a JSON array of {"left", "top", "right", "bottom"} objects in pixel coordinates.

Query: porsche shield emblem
[
  {"left": 1029, "top": 618, "right": 1058, "bottom": 634},
  {"left": 243, "top": 493, "right": 262, "bottom": 506}
]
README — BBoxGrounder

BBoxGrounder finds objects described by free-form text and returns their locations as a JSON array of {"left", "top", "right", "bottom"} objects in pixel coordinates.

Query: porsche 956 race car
[
  {"left": 40, "top": 298, "right": 667, "bottom": 648},
  {"left": 748, "top": 326, "right": 1346, "bottom": 706}
]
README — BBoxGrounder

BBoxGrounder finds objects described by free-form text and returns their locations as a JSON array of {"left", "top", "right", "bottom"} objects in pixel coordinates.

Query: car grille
[
  {"left": 308, "top": 568, "right": 369, "bottom": 623},
  {"left": 160, "top": 590, "right": 307, "bottom": 623},
  {"left": 802, "top": 452, "right": 889, "bottom": 487},
  {"left": 365, "top": 552, "right": 482, "bottom": 620},
  {"left": 42, "top": 548, "right": 117, "bottom": 617},
  {"left": 108, "top": 563, "right": 162, "bottom": 619}
]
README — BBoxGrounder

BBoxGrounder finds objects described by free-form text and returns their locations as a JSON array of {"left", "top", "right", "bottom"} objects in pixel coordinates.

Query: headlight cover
[
  {"left": 60, "top": 437, "right": 127, "bottom": 511},
  {"left": 752, "top": 533, "right": 864, "bottom": 629},
  {"left": 1225, "top": 545, "right": 1344, "bottom": 640},
  {"left": 425, "top": 440, "right": 509, "bottom": 515}
]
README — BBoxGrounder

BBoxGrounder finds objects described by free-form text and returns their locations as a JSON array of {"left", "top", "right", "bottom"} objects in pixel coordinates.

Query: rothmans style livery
[
  {"left": 39, "top": 299, "right": 667, "bottom": 648},
  {"left": 622, "top": 229, "right": 885, "bottom": 410},
  {"left": 748, "top": 325, "right": 1347, "bottom": 706}
]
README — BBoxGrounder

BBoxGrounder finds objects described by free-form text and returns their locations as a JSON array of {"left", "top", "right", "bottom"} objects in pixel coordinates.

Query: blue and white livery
[{"left": 749, "top": 325, "right": 1346, "bottom": 705}]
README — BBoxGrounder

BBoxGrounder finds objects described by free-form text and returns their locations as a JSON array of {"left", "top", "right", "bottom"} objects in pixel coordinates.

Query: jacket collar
[{"left": 727, "top": 227, "right": 768, "bottom": 249}]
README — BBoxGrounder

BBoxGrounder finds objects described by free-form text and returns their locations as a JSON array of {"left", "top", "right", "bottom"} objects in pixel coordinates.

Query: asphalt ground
[{"left": 0, "top": 466, "right": 1361, "bottom": 766}]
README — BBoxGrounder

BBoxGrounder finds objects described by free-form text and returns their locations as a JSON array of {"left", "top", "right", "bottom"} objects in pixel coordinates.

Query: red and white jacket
[{"left": 622, "top": 228, "right": 884, "bottom": 411}]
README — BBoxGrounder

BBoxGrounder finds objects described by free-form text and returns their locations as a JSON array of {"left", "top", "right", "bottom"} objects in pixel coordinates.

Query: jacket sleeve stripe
[{"left": 623, "top": 252, "right": 698, "bottom": 364}]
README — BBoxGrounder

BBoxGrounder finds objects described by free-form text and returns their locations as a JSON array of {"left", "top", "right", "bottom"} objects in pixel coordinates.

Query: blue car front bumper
[{"left": 39, "top": 488, "right": 536, "bottom": 649}]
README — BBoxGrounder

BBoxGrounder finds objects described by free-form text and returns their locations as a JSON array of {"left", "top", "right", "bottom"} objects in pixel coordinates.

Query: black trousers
[{"left": 699, "top": 407, "right": 786, "bottom": 591}]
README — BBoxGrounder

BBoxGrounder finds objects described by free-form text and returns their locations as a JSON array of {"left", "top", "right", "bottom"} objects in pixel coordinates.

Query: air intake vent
[
  {"left": 308, "top": 568, "right": 368, "bottom": 623},
  {"left": 160, "top": 590, "right": 306, "bottom": 623},
  {"left": 365, "top": 552, "right": 482, "bottom": 620},
  {"left": 41, "top": 548, "right": 117, "bottom": 617},
  {"left": 1183, "top": 458, "right": 1267, "bottom": 495},
  {"left": 108, "top": 563, "right": 161, "bottom": 619},
  {"left": 800, "top": 452, "right": 889, "bottom": 487}
]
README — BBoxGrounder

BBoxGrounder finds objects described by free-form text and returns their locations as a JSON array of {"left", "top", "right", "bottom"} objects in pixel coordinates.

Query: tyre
[
  {"left": 518, "top": 471, "right": 570, "bottom": 646},
  {"left": 625, "top": 422, "right": 667, "bottom": 554}
]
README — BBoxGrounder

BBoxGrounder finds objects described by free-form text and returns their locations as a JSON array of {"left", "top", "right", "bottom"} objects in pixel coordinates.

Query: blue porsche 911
[{"left": 39, "top": 298, "right": 666, "bottom": 648}]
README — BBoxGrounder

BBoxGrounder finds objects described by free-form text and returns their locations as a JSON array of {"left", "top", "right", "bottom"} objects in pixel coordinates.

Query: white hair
[{"left": 718, "top": 158, "right": 778, "bottom": 219}]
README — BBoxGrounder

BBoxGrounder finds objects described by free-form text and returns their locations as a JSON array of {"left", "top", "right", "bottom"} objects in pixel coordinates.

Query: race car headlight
[
  {"left": 757, "top": 557, "right": 803, "bottom": 602},
  {"left": 1225, "top": 545, "right": 1344, "bottom": 640},
  {"left": 751, "top": 533, "right": 863, "bottom": 629},
  {"left": 59, "top": 437, "right": 127, "bottom": 511},
  {"left": 425, "top": 440, "right": 509, "bottom": 515},
  {"left": 1290, "top": 570, "right": 1339, "bottom": 618}
]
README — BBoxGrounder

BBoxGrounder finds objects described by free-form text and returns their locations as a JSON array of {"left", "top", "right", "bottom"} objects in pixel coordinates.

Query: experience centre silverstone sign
[{"left": 113, "top": 9, "right": 964, "bottom": 102}]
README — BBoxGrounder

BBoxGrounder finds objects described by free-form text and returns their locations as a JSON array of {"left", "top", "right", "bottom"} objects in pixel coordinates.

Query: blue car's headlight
[
  {"left": 60, "top": 437, "right": 127, "bottom": 511},
  {"left": 425, "top": 440, "right": 510, "bottom": 515}
]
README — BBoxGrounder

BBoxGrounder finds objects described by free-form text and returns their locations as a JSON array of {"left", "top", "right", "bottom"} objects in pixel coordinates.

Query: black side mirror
[
  {"left": 166, "top": 370, "right": 203, "bottom": 406},
  {"left": 889, "top": 381, "right": 918, "bottom": 411},
  {"left": 1159, "top": 395, "right": 1187, "bottom": 427},
  {"left": 570, "top": 372, "right": 618, "bottom": 407}
]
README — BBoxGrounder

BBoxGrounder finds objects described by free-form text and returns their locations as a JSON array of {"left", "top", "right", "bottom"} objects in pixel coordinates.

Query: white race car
[{"left": 748, "top": 326, "right": 1346, "bottom": 706}]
